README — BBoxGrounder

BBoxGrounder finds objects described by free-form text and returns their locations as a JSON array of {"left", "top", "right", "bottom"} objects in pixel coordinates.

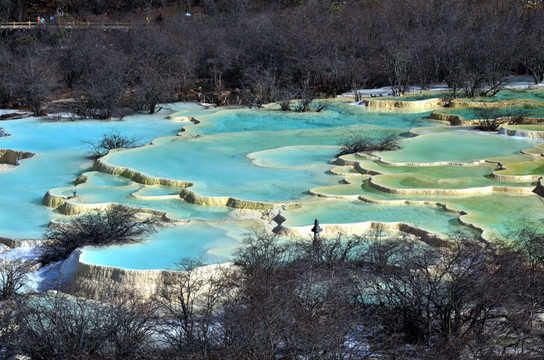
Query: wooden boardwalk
[{"left": 0, "top": 21, "right": 133, "bottom": 30}]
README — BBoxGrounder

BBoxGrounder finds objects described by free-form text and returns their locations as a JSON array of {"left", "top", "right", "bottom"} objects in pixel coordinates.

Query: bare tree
[
  {"left": 0, "top": 43, "right": 58, "bottom": 116},
  {"left": 156, "top": 258, "right": 232, "bottom": 358},
  {"left": 352, "top": 233, "right": 544, "bottom": 358},
  {"left": 126, "top": 26, "right": 177, "bottom": 114},
  {"left": 220, "top": 232, "right": 365, "bottom": 359},
  {"left": 17, "top": 287, "right": 160, "bottom": 360},
  {"left": 518, "top": 6, "right": 544, "bottom": 84},
  {"left": 0, "top": 297, "right": 23, "bottom": 357},
  {"left": 0, "top": 256, "right": 34, "bottom": 300},
  {"left": 61, "top": 31, "right": 130, "bottom": 119},
  {"left": 241, "top": 65, "right": 284, "bottom": 107}
]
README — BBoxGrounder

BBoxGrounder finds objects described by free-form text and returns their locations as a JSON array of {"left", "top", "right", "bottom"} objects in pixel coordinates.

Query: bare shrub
[
  {"left": 473, "top": 107, "right": 507, "bottom": 131},
  {"left": 311, "top": 99, "right": 328, "bottom": 112},
  {"left": 336, "top": 133, "right": 400, "bottom": 156},
  {"left": 276, "top": 89, "right": 328, "bottom": 112},
  {"left": 475, "top": 108, "right": 534, "bottom": 130},
  {"left": 277, "top": 98, "right": 292, "bottom": 111},
  {"left": 0, "top": 298, "right": 22, "bottom": 357},
  {"left": 287, "top": 98, "right": 328, "bottom": 112},
  {"left": 85, "top": 130, "right": 140, "bottom": 159},
  {"left": 291, "top": 97, "right": 313, "bottom": 112},
  {"left": 41, "top": 205, "right": 161, "bottom": 264}
]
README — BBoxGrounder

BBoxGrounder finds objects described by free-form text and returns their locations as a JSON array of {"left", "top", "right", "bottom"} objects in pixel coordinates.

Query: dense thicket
[
  {"left": 0, "top": 0, "right": 543, "bottom": 116},
  {"left": 3, "top": 230, "right": 544, "bottom": 359}
]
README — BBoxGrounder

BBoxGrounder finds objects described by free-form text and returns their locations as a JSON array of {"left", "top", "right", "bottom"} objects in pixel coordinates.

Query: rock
[
  {"left": 0, "top": 149, "right": 35, "bottom": 166},
  {"left": 0, "top": 112, "right": 32, "bottom": 120},
  {"left": 0, "top": 243, "right": 9, "bottom": 253},
  {"left": 7, "top": 355, "right": 32, "bottom": 360}
]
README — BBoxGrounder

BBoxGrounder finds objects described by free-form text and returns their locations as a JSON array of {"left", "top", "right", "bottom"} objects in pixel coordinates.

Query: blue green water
[
  {"left": 375, "top": 131, "right": 539, "bottom": 164},
  {"left": 105, "top": 134, "right": 339, "bottom": 202},
  {"left": 104, "top": 106, "right": 440, "bottom": 202},
  {"left": 442, "top": 106, "right": 544, "bottom": 120},
  {"left": 463, "top": 89, "right": 544, "bottom": 102},
  {"left": 80, "top": 221, "right": 244, "bottom": 270},
  {"left": 0, "top": 113, "right": 184, "bottom": 238},
  {"left": 1, "top": 99, "right": 543, "bottom": 270},
  {"left": 248, "top": 146, "right": 337, "bottom": 169},
  {"left": 282, "top": 198, "right": 471, "bottom": 237},
  {"left": 187, "top": 104, "right": 435, "bottom": 136}
]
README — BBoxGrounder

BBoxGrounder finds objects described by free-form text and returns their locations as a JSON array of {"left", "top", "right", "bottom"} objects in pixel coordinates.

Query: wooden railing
[{"left": 0, "top": 21, "right": 134, "bottom": 30}]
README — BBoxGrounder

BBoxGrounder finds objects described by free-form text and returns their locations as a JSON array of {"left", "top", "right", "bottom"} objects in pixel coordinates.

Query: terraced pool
[{"left": 1, "top": 92, "right": 544, "bottom": 270}]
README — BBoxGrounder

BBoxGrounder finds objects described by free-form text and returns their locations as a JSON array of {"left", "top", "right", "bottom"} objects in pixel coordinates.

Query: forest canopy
[{"left": 0, "top": 0, "right": 542, "bottom": 115}]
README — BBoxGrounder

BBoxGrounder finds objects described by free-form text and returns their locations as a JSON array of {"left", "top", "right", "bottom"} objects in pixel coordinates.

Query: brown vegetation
[
  {"left": 3, "top": 229, "right": 544, "bottom": 358},
  {"left": 0, "top": 0, "right": 542, "bottom": 117}
]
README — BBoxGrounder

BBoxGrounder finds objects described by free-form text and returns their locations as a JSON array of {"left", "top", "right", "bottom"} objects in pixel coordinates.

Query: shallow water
[
  {"left": 80, "top": 221, "right": 245, "bottom": 270},
  {"left": 465, "top": 89, "right": 544, "bottom": 102},
  {"left": 281, "top": 198, "right": 473, "bottom": 237},
  {"left": 375, "top": 132, "right": 539, "bottom": 164},
  {"left": 1, "top": 97, "right": 544, "bottom": 270},
  {"left": 0, "top": 112, "right": 184, "bottom": 239},
  {"left": 496, "top": 159, "right": 544, "bottom": 176},
  {"left": 442, "top": 106, "right": 544, "bottom": 120},
  {"left": 105, "top": 133, "right": 339, "bottom": 202},
  {"left": 506, "top": 125, "right": 544, "bottom": 131}
]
